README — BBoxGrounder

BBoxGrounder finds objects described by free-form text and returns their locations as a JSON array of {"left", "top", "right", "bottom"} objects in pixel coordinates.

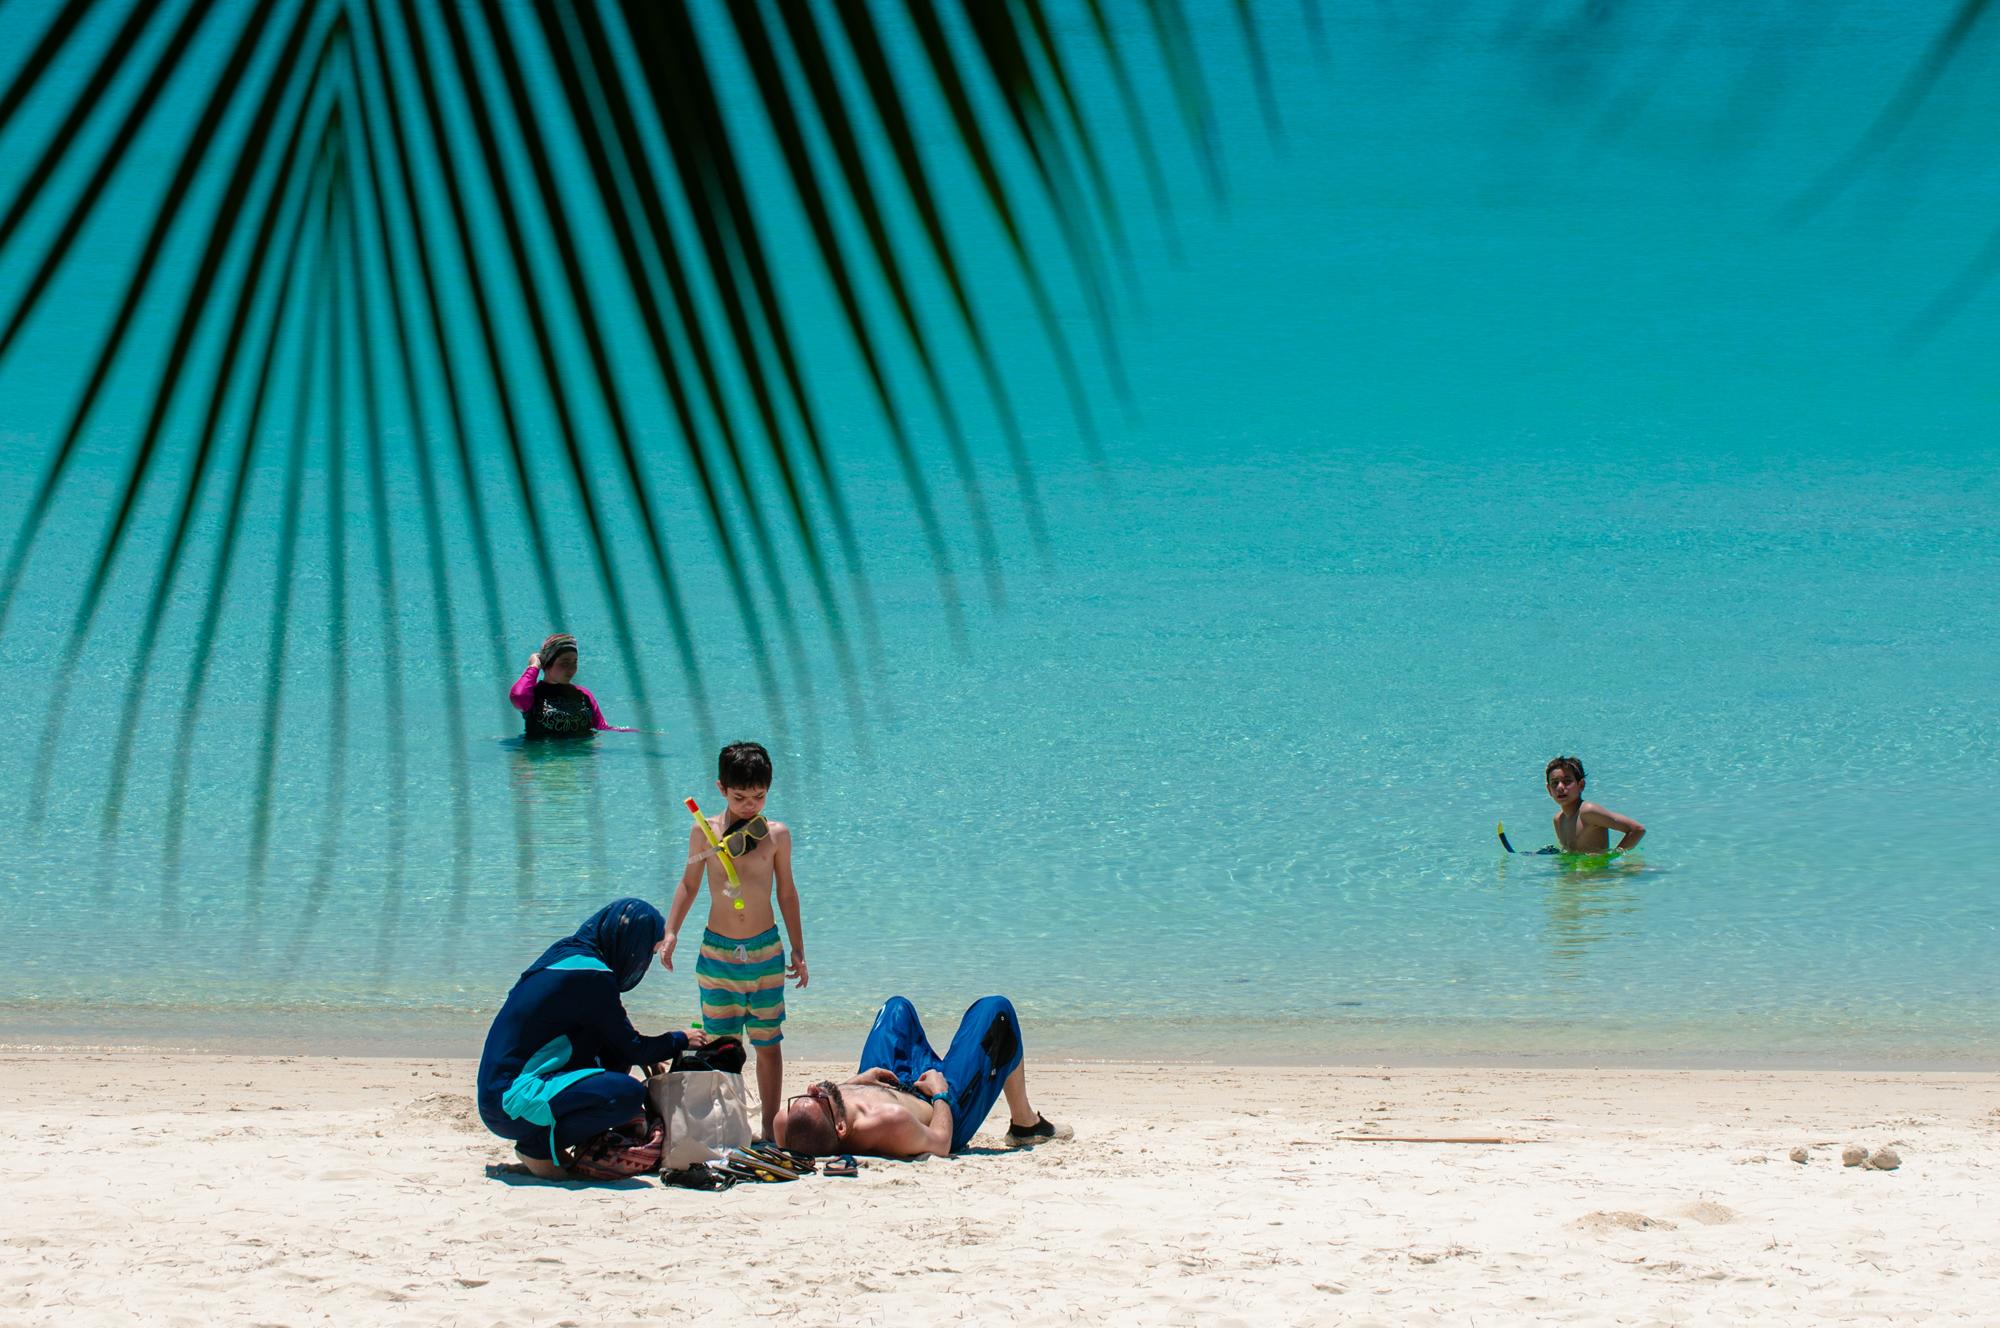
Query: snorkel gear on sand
[{"left": 685, "top": 797, "right": 747, "bottom": 910}]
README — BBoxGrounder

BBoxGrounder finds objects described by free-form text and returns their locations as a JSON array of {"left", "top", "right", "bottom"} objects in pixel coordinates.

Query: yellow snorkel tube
[{"left": 685, "top": 797, "right": 746, "bottom": 910}]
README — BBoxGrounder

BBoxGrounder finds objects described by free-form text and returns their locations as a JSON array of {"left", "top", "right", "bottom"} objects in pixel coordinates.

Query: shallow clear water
[{"left": 2, "top": 1, "right": 1997, "bottom": 1064}]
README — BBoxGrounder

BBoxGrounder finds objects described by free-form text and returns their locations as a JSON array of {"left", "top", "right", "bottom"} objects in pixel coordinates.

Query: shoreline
[
  {"left": 11, "top": 1037, "right": 2000, "bottom": 1075},
  {"left": 3, "top": 1051, "right": 1994, "bottom": 1324},
  {"left": 9, "top": 1009, "right": 2000, "bottom": 1073}
]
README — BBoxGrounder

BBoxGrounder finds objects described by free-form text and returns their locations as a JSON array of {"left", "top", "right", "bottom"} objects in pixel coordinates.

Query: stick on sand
[{"left": 1332, "top": 1135, "right": 1533, "bottom": 1144}]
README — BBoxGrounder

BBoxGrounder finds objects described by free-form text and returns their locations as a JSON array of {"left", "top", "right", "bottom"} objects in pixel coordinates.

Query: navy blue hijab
[{"left": 524, "top": 898, "right": 665, "bottom": 992}]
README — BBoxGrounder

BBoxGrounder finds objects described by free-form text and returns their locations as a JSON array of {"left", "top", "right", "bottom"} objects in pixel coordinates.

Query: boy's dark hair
[
  {"left": 1545, "top": 755, "right": 1586, "bottom": 786},
  {"left": 719, "top": 741, "right": 773, "bottom": 789}
]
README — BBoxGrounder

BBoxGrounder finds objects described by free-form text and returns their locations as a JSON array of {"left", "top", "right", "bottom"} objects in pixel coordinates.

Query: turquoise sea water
[{"left": 3, "top": 2, "right": 1997, "bottom": 1065}]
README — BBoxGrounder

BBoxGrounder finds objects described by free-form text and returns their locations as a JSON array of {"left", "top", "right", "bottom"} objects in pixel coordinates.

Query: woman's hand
[
  {"left": 684, "top": 1029, "right": 710, "bottom": 1048},
  {"left": 528, "top": 652, "right": 542, "bottom": 670}
]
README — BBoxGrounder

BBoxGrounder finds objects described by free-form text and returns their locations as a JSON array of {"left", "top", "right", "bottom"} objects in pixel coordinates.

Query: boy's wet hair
[
  {"left": 1545, "top": 755, "right": 1586, "bottom": 786},
  {"left": 719, "top": 741, "right": 773, "bottom": 789}
]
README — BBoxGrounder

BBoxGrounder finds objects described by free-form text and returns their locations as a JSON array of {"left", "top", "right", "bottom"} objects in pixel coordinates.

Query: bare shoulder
[
  {"left": 1577, "top": 801, "right": 1612, "bottom": 823},
  {"left": 768, "top": 819, "right": 792, "bottom": 841}
]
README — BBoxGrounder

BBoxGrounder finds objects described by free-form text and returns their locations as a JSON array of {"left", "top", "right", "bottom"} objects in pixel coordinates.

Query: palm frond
[
  {"left": 958, "top": 0, "right": 1128, "bottom": 412},
  {"left": 1081, "top": 0, "right": 1180, "bottom": 260},
  {"left": 0, "top": 0, "right": 1274, "bottom": 878},
  {"left": 1788, "top": 0, "right": 1993, "bottom": 220},
  {"left": 0, "top": 0, "right": 102, "bottom": 139},
  {"left": 900, "top": 0, "right": 1099, "bottom": 470},
  {"left": 1230, "top": 0, "right": 1282, "bottom": 145},
  {"left": 1144, "top": 0, "right": 1224, "bottom": 203},
  {"left": 26, "top": 0, "right": 345, "bottom": 823},
  {"left": 245, "top": 163, "right": 340, "bottom": 890},
  {"left": 786, "top": 0, "right": 1051, "bottom": 548},
  {"left": 725, "top": 0, "right": 980, "bottom": 624},
  {"left": 536, "top": 0, "right": 796, "bottom": 707},
  {"left": 1018, "top": 0, "right": 1139, "bottom": 285},
  {"left": 99, "top": 34, "right": 352, "bottom": 834},
  {"left": 159, "top": 123, "right": 341, "bottom": 885},
  {"left": 623, "top": 0, "right": 871, "bottom": 726},
  {"left": 0, "top": 0, "right": 158, "bottom": 255},
  {"left": 418, "top": 0, "right": 677, "bottom": 790}
]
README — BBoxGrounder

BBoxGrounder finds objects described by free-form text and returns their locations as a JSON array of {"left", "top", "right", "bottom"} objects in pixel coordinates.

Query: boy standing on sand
[
  {"left": 662, "top": 742, "right": 806, "bottom": 1140},
  {"left": 1544, "top": 756, "right": 1646, "bottom": 853}
]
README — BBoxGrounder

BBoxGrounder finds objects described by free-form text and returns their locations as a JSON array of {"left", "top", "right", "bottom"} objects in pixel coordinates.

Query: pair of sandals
[
  {"left": 662, "top": 1143, "right": 819, "bottom": 1191},
  {"left": 721, "top": 1143, "right": 817, "bottom": 1182},
  {"left": 563, "top": 1116, "right": 826, "bottom": 1189},
  {"left": 563, "top": 1114, "right": 665, "bottom": 1181}
]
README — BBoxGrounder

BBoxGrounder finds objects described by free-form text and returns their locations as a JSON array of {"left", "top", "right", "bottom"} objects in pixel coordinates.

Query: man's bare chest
[{"left": 848, "top": 1085, "right": 932, "bottom": 1132}]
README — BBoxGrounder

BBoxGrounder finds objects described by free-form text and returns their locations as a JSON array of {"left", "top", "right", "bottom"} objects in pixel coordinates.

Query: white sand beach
[{"left": 2, "top": 1052, "right": 1993, "bottom": 1325}]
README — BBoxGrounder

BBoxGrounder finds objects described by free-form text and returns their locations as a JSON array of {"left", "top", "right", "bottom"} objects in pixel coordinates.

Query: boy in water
[
  {"left": 662, "top": 742, "right": 806, "bottom": 1140},
  {"left": 1543, "top": 755, "right": 1646, "bottom": 853}
]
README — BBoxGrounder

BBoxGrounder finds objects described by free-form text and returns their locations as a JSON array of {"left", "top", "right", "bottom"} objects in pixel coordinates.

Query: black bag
[{"left": 672, "top": 1036, "right": 746, "bottom": 1075}]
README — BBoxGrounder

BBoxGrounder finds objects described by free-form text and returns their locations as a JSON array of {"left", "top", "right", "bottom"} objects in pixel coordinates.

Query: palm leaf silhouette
[{"left": 0, "top": 0, "right": 1289, "bottom": 889}]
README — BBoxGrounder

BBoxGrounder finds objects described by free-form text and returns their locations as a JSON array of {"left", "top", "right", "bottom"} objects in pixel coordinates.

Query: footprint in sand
[
  {"left": 391, "top": 1093, "right": 485, "bottom": 1135},
  {"left": 1573, "top": 1210, "right": 1677, "bottom": 1233},
  {"left": 1677, "top": 1201, "right": 1735, "bottom": 1225}
]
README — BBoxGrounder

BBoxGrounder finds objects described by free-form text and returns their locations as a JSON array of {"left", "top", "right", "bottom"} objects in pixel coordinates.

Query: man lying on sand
[{"left": 774, "top": 996, "right": 1072, "bottom": 1158}]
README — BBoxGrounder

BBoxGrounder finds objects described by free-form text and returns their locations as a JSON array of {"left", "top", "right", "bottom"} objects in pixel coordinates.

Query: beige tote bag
[{"left": 648, "top": 1068, "right": 753, "bottom": 1170}]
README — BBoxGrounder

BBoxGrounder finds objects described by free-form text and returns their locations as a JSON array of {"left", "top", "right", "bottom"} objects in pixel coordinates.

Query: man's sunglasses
[{"left": 784, "top": 1079, "right": 846, "bottom": 1132}]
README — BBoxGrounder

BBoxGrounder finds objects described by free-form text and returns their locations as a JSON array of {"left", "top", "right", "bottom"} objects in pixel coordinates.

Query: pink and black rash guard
[{"left": 510, "top": 666, "right": 634, "bottom": 739}]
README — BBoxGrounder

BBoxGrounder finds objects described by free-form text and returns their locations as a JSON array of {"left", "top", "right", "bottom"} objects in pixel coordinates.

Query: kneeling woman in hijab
[{"left": 478, "top": 898, "right": 704, "bottom": 1179}]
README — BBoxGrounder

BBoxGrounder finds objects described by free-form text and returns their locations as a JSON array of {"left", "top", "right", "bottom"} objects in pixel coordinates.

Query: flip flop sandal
[
  {"left": 721, "top": 1150, "right": 798, "bottom": 1183},
  {"left": 744, "top": 1143, "right": 815, "bottom": 1176},
  {"left": 660, "top": 1163, "right": 736, "bottom": 1191}
]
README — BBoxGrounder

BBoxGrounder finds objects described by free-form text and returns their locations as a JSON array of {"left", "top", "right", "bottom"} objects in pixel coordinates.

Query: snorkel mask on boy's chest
[
  {"left": 721, "top": 814, "right": 769, "bottom": 858},
  {"left": 683, "top": 799, "right": 767, "bottom": 910}
]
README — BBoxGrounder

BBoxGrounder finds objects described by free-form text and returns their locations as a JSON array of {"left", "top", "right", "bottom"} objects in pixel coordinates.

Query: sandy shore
[{"left": 2, "top": 1053, "right": 1993, "bottom": 1325}]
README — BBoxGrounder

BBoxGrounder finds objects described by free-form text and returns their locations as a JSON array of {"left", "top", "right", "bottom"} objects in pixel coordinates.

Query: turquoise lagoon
[{"left": 1, "top": 2, "right": 1996, "bottom": 1063}]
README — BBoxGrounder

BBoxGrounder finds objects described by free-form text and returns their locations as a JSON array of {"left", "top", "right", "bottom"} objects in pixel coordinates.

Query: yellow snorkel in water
[{"left": 685, "top": 797, "right": 747, "bottom": 910}]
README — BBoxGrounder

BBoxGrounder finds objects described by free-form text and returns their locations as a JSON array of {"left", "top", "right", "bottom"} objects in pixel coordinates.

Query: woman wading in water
[{"left": 509, "top": 633, "right": 635, "bottom": 739}]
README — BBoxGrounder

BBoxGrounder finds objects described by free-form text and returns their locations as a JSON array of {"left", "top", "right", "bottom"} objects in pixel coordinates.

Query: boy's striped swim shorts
[{"left": 695, "top": 926, "right": 786, "bottom": 1048}]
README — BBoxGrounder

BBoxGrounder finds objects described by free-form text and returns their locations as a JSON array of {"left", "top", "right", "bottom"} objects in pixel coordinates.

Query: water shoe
[{"left": 1002, "top": 1114, "right": 1073, "bottom": 1148}]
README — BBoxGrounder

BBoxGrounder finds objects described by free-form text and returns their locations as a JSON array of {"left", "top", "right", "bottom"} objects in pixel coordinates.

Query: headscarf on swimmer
[
  {"left": 523, "top": 897, "right": 664, "bottom": 993},
  {"left": 539, "top": 633, "right": 578, "bottom": 670}
]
